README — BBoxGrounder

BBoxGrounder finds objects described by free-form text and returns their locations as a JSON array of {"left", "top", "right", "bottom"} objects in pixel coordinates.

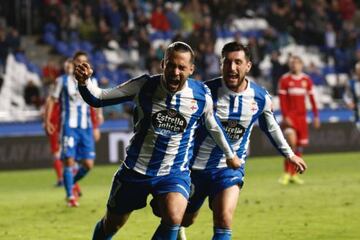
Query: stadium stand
[{"left": 0, "top": 0, "right": 359, "bottom": 123}]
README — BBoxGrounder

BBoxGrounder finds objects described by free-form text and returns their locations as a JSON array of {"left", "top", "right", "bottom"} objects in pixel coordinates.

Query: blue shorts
[
  {"left": 61, "top": 127, "right": 95, "bottom": 161},
  {"left": 107, "top": 167, "right": 191, "bottom": 215},
  {"left": 186, "top": 167, "right": 245, "bottom": 213}
]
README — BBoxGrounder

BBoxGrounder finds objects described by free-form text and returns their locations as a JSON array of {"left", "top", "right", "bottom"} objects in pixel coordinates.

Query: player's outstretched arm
[
  {"left": 74, "top": 63, "right": 144, "bottom": 107},
  {"left": 287, "top": 155, "right": 307, "bottom": 174}
]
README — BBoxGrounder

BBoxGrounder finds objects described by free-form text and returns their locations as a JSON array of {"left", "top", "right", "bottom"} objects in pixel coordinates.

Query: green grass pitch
[{"left": 0, "top": 152, "right": 359, "bottom": 240}]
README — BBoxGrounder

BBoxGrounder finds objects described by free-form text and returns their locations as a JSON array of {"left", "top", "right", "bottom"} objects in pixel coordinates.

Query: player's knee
[
  {"left": 63, "top": 158, "right": 75, "bottom": 167},
  {"left": 181, "top": 214, "right": 196, "bottom": 227},
  {"left": 103, "top": 213, "right": 128, "bottom": 234},
  {"left": 83, "top": 160, "right": 94, "bottom": 170},
  {"left": 214, "top": 210, "right": 233, "bottom": 229},
  {"left": 162, "top": 212, "right": 184, "bottom": 225}
]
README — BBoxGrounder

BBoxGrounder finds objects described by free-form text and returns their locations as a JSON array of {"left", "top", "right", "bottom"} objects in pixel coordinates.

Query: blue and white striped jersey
[
  {"left": 191, "top": 77, "right": 294, "bottom": 170},
  {"left": 79, "top": 74, "right": 234, "bottom": 176},
  {"left": 52, "top": 74, "right": 96, "bottom": 129}
]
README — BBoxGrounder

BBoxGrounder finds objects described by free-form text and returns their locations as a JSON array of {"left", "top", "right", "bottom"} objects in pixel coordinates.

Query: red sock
[
  {"left": 288, "top": 161, "right": 298, "bottom": 176},
  {"left": 53, "top": 159, "right": 63, "bottom": 181},
  {"left": 288, "top": 150, "right": 303, "bottom": 176}
]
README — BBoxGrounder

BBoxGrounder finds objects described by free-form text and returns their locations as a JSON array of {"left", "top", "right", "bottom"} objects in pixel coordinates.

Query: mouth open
[
  {"left": 167, "top": 78, "right": 181, "bottom": 91},
  {"left": 227, "top": 73, "right": 238, "bottom": 81}
]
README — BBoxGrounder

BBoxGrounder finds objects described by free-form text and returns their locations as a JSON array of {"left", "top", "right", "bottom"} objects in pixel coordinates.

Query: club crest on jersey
[
  {"left": 221, "top": 120, "right": 245, "bottom": 141},
  {"left": 152, "top": 109, "right": 187, "bottom": 136},
  {"left": 190, "top": 100, "right": 198, "bottom": 111},
  {"left": 302, "top": 80, "right": 307, "bottom": 88},
  {"left": 251, "top": 101, "right": 258, "bottom": 113}
]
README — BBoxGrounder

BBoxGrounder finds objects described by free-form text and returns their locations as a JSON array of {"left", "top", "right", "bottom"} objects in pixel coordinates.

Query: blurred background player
[
  {"left": 45, "top": 51, "right": 101, "bottom": 207},
  {"left": 44, "top": 82, "right": 63, "bottom": 187},
  {"left": 344, "top": 62, "right": 360, "bottom": 131},
  {"left": 278, "top": 55, "right": 320, "bottom": 185},
  {"left": 154, "top": 41, "right": 306, "bottom": 240},
  {"left": 44, "top": 59, "right": 103, "bottom": 188}
]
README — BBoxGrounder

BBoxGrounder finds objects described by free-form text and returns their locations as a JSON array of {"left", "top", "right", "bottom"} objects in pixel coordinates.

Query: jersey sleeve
[
  {"left": 78, "top": 74, "right": 147, "bottom": 107},
  {"left": 307, "top": 77, "right": 319, "bottom": 117},
  {"left": 203, "top": 89, "right": 235, "bottom": 159},
  {"left": 258, "top": 94, "right": 295, "bottom": 158},
  {"left": 51, "top": 76, "right": 63, "bottom": 100}
]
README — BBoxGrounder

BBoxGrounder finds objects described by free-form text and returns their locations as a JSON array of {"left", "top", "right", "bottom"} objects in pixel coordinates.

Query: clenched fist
[
  {"left": 226, "top": 154, "right": 244, "bottom": 169},
  {"left": 74, "top": 62, "right": 93, "bottom": 85}
]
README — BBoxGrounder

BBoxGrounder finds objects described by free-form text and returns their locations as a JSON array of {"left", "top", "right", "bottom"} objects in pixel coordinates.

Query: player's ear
[
  {"left": 189, "top": 63, "right": 195, "bottom": 75},
  {"left": 246, "top": 61, "right": 252, "bottom": 74}
]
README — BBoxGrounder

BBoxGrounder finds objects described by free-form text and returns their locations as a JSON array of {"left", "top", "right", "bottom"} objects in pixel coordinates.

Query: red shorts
[{"left": 285, "top": 115, "right": 308, "bottom": 146}]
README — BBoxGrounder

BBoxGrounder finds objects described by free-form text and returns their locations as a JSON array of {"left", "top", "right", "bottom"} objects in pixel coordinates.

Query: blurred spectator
[
  {"left": 0, "top": 27, "right": 8, "bottom": 72},
  {"left": 164, "top": 2, "right": 181, "bottom": 31},
  {"left": 79, "top": 5, "right": 97, "bottom": 41},
  {"left": 24, "top": 80, "right": 42, "bottom": 108},
  {"left": 42, "top": 60, "right": 60, "bottom": 85},
  {"left": 6, "top": 27, "right": 21, "bottom": 52},
  {"left": 178, "top": 3, "right": 195, "bottom": 34},
  {"left": 2, "top": 0, "right": 360, "bottom": 123},
  {"left": 202, "top": 43, "right": 220, "bottom": 80},
  {"left": 137, "top": 28, "right": 151, "bottom": 69},
  {"left": 306, "top": 62, "right": 326, "bottom": 86},
  {"left": 248, "top": 36, "right": 265, "bottom": 78},
  {"left": 324, "top": 23, "right": 337, "bottom": 63},
  {"left": 106, "top": 1, "right": 123, "bottom": 35},
  {"left": 266, "top": 1, "right": 291, "bottom": 47},
  {"left": 338, "top": 0, "right": 356, "bottom": 21},
  {"left": 289, "top": 0, "right": 310, "bottom": 45},
  {"left": 270, "top": 50, "right": 286, "bottom": 95},
  {"left": 68, "top": 8, "right": 82, "bottom": 39},
  {"left": 150, "top": 5, "right": 170, "bottom": 32}
]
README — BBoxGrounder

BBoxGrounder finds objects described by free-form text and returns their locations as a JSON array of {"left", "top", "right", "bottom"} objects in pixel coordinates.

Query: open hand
[{"left": 288, "top": 155, "right": 307, "bottom": 174}]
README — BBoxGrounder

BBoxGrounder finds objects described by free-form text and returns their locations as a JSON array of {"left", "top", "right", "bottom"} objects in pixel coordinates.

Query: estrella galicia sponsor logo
[
  {"left": 221, "top": 120, "right": 245, "bottom": 141},
  {"left": 152, "top": 109, "right": 187, "bottom": 136}
]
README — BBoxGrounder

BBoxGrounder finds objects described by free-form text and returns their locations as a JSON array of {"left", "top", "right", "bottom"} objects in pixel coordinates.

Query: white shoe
[{"left": 177, "top": 226, "right": 187, "bottom": 240}]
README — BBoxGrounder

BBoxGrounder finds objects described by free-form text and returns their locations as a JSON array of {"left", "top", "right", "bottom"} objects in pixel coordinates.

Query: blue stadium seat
[
  {"left": 43, "top": 32, "right": 57, "bottom": 46},
  {"left": 116, "top": 68, "right": 130, "bottom": 84},
  {"left": 68, "top": 41, "right": 81, "bottom": 56},
  {"left": 150, "top": 31, "right": 163, "bottom": 41},
  {"left": 80, "top": 41, "right": 94, "bottom": 53},
  {"left": 26, "top": 62, "right": 42, "bottom": 77},
  {"left": 56, "top": 41, "right": 71, "bottom": 57},
  {"left": 14, "top": 53, "right": 28, "bottom": 64},
  {"left": 43, "top": 23, "right": 57, "bottom": 34},
  {"left": 163, "top": 31, "right": 174, "bottom": 40}
]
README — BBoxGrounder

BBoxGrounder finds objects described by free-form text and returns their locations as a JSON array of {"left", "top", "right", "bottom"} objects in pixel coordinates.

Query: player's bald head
[{"left": 164, "top": 41, "right": 195, "bottom": 63}]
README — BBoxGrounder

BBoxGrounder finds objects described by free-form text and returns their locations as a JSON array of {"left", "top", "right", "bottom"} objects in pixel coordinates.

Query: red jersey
[
  {"left": 278, "top": 73, "right": 318, "bottom": 118},
  {"left": 90, "top": 107, "right": 99, "bottom": 129},
  {"left": 49, "top": 101, "right": 61, "bottom": 128}
]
